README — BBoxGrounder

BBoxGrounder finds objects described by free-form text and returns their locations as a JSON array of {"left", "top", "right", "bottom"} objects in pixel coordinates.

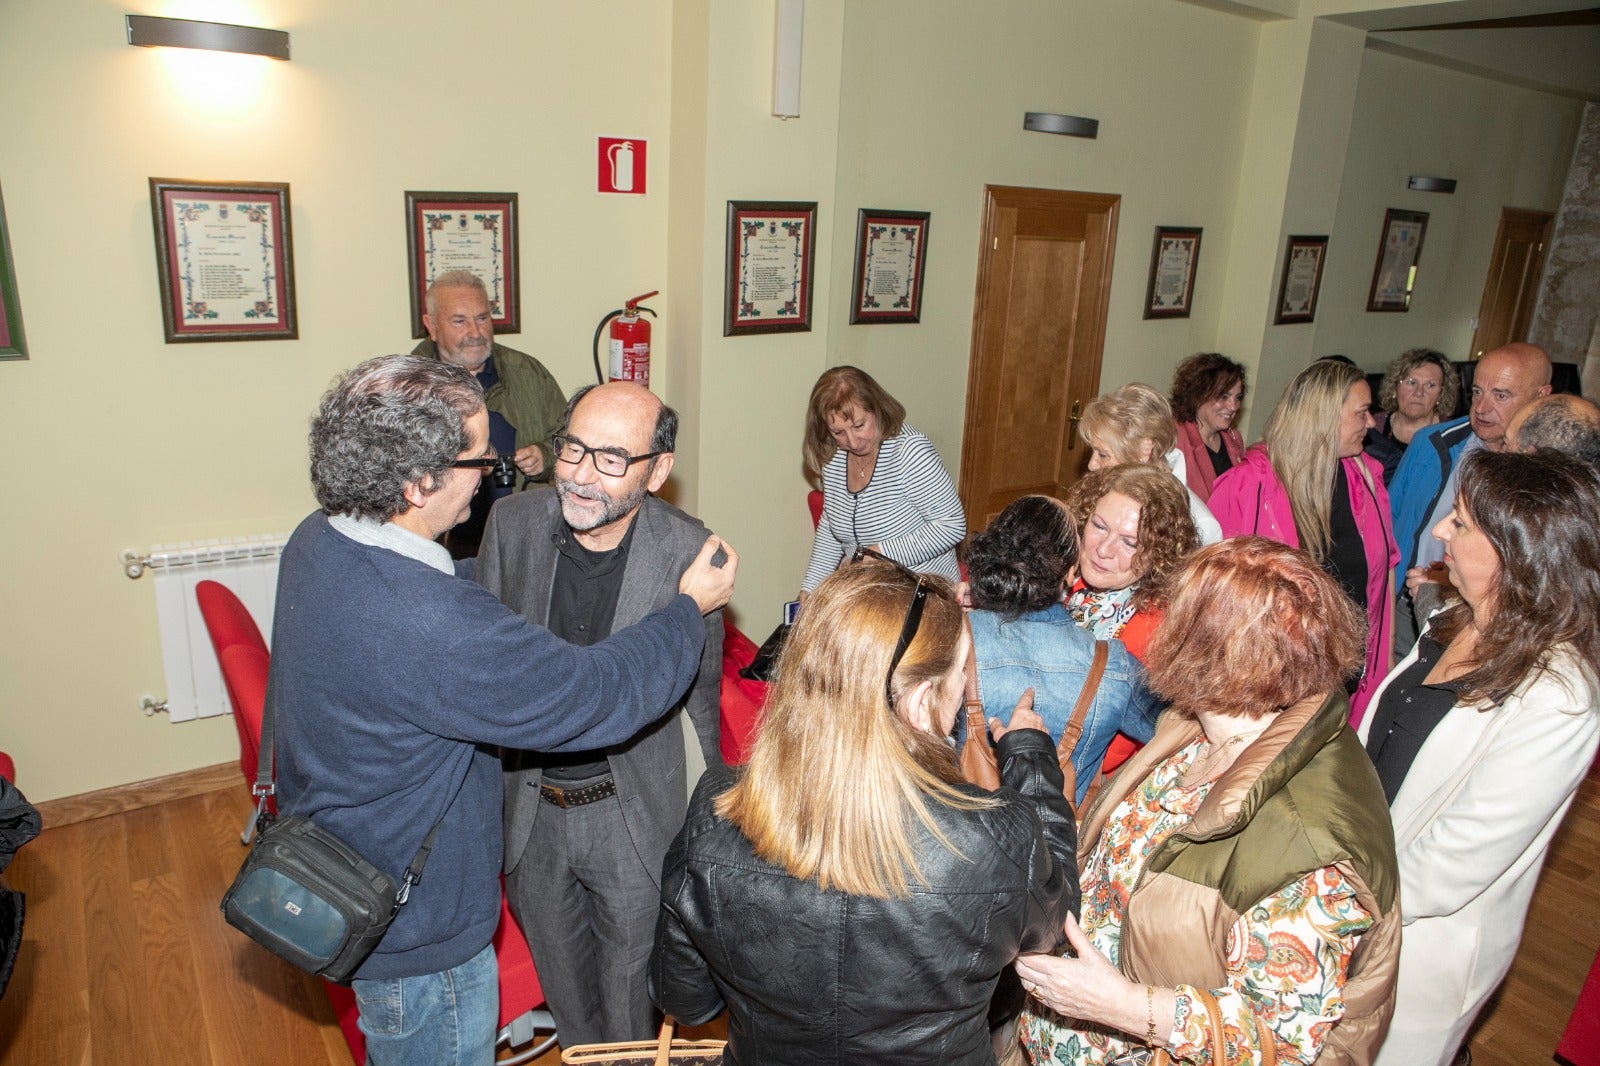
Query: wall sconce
[
  {"left": 1407, "top": 175, "right": 1456, "bottom": 193},
  {"left": 1024, "top": 112, "right": 1099, "bottom": 139},
  {"left": 772, "top": 0, "right": 803, "bottom": 118},
  {"left": 125, "top": 14, "right": 291, "bottom": 60}
]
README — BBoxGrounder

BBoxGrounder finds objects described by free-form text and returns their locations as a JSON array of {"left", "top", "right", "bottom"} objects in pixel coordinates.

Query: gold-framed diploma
[{"left": 149, "top": 179, "right": 297, "bottom": 343}]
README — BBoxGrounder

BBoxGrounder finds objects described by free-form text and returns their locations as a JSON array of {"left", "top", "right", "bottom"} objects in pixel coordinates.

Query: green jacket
[
  {"left": 412, "top": 339, "right": 565, "bottom": 486},
  {"left": 1078, "top": 691, "right": 1402, "bottom": 1065}
]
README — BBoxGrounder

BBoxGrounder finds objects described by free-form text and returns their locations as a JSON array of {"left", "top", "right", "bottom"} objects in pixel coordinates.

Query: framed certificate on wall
[
  {"left": 1273, "top": 234, "right": 1328, "bottom": 325},
  {"left": 149, "top": 179, "right": 297, "bottom": 343},
  {"left": 724, "top": 200, "right": 816, "bottom": 336},
  {"left": 405, "top": 191, "right": 520, "bottom": 338},
  {"left": 850, "top": 209, "right": 930, "bottom": 324}
]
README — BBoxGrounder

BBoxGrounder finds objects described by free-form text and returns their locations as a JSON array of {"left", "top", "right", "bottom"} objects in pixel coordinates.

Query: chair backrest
[{"left": 194, "top": 580, "right": 270, "bottom": 787}]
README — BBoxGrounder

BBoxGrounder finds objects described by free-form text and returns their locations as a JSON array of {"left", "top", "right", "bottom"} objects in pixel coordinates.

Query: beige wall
[
  {"left": 1, "top": 0, "right": 1587, "bottom": 801},
  {"left": 0, "top": 0, "right": 676, "bottom": 800},
  {"left": 1311, "top": 47, "right": 1583, "bottom": 372}
]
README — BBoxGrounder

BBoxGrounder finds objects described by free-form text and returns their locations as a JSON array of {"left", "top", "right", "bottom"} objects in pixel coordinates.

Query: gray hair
[
  {"left": 559, "top": 383, "right": 679, "bottom": 455},
  {"left": 1521, "top": 396, "right": 1600, "bottom": 467},
  {"left": 310, "top": 355, "right": 485, "bottom": 521},
  {"left": 424, "top": 269, "right": 491, "bottom": 320}
]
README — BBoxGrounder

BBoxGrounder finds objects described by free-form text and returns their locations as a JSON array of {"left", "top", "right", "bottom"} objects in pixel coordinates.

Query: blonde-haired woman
[
  {"left": 650, "top": 555, "right": 1079, "bottom": 1066},
  {"left": 1079, "top": 383, "right": 1221, "bottom": 545},
  {"left": 1210, "top": 359, "right": 1398, "bottom": 724}
]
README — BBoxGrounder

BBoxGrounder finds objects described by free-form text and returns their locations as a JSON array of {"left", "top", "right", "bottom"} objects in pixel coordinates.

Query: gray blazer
[{"left": 477, "top": 486, "right": 725, "bottom": 884}]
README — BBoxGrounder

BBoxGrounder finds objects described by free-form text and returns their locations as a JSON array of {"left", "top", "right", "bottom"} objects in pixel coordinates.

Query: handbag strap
[
  {"left": 1153, "top": 986, "right": 1229, "bottom": 1066},
  {"left": 1054, "top": 640, "right": 1108, "bottom": 803},
  {"left": 256, "top": 666, "right": 448, "bottom": 909},
  {"left": 961, "top": 614, "right": 984, "bottom": 717},
  {"left": 654, "top": 1017, "right": 675, "bottom": 1066}
]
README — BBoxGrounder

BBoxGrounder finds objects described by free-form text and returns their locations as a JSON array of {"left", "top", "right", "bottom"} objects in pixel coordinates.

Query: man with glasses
[
  {"left": 413, "top": 269, "right": 565, "bottom": 555},
  {"left": 478, "top": 380, "right": 726, "bottom": 1048},
  {"left": 271, "top": 356, "right": 736, "bottom": 1066}
]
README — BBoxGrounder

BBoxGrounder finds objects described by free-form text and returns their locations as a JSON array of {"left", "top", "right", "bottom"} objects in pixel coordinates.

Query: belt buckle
[{"left": 541, "top": 784, "right": 570, "bottom": 808}]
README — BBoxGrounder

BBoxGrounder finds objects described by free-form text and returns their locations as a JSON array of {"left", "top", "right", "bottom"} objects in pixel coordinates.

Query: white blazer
[
  {"left": 1358, "top": 636, "right": 1600, "bottom": 1066},
  {"left": 1164, "top": 448, "right": 1222, "bottom": 546}
]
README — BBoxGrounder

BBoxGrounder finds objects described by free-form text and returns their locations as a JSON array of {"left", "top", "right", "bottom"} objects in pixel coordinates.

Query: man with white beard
[{"left": 475, "top": 381, "right": 725, "bottom": 1047}]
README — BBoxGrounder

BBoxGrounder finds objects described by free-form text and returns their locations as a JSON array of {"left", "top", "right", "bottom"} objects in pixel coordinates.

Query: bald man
[
  {"left": 1508, "top": 392, "right": 1600, "bottom": 464},
  {"left": 477, "top": 381, "right": 724, "bottom": 1046},
  {"left": 1390, "top": 343, "right": 1552, "bottom": 650}
]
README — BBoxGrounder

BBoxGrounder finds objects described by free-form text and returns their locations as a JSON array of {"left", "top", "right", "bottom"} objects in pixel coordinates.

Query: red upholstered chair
[
  {"left": 807, "top": 489, "right": 824, "bottom": 529},
  {"left": 1559, "top": 944, "right": 1600, "bottom": 1066},
  {"left": 195, "top": 580, "right": 270, "bottom": 794},
  {"left": 194, "top": 581, "right": 557, "bottom": 1063}
]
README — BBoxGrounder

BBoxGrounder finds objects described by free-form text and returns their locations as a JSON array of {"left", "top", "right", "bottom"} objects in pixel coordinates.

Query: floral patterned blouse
[{"left": 1020, "top": 738, "right": 1374, "bottom": 1066}]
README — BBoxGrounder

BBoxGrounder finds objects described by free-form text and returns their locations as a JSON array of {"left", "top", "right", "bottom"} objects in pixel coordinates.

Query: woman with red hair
[{"left": 1017, "top": 538, "right": 1401, "bottom": 1066}]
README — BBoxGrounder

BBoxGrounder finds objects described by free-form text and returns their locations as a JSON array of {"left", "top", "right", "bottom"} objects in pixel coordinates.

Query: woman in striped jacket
[{"left": 800, "top": 366, "right": 966, "bottom": 601}]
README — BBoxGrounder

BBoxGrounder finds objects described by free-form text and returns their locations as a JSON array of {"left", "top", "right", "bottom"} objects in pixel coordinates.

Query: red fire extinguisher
[{"left": 592, "top": 291, "right": 659, "bottom": 387}]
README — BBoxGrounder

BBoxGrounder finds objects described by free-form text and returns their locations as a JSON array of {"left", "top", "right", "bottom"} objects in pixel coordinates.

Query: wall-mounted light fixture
[
  {"left": 125, "top": 14, "right": 290, "bottom": 60},
  {"left": 1024, "top": 112, "right": 1099, "bottom": 139},
  {"left": 772, "top": 0, "right": 803, "bottom": 119},
  {"left": 1407, "top": 175, "right": 1457, "bottom": 194}
]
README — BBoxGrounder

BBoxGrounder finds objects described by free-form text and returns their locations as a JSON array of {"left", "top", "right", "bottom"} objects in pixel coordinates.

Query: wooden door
[
  {"left": 958, "top": 186, "right": 1119, "bottom": 532},
  {"left": 1469, "top": 207, "right": 1553, "bottom": 358}
]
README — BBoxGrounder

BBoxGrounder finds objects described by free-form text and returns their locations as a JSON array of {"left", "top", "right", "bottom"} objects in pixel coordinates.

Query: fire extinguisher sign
[{"left": 598, "top": 137, "right": 647, "bottom": 195}]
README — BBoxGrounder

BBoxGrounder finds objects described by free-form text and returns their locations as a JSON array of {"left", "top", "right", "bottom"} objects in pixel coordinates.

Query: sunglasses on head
[{"left": 850, "top": 548, "right": 928, "bottom": 709}]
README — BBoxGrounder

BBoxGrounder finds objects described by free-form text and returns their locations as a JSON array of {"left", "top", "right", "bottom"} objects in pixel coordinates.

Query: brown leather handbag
[{"left": 957, "top": 615, "right": 1109, "bottom": 806}]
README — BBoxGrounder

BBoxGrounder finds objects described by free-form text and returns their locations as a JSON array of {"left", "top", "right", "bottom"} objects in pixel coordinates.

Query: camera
[{"left": 490, "top": 456, "right": 517, "bottom": 489}]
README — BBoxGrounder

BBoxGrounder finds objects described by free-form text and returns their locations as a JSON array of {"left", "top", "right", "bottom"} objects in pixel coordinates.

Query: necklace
[{"left": 1186, "top": 724, "right": 1269, "bottom": 784}]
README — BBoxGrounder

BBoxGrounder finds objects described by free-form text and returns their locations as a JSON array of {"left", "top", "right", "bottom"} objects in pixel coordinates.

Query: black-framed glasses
[
  {"left": 551, "top": 434, "right": 663, "bottom": 478},
  {"left": 451, "top": 446, "right": 500, "bottom": 473},
  {"left": 852, "top": 547, "right": 928, "bottom": 709}
]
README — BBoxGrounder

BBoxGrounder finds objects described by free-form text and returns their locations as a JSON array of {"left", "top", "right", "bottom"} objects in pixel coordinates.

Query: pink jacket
[
  {"left": 1173, "top": 421, "right": 1245, "bottom": 503},
  {"left": 1210, "top": 446, "right": 1398, "bottom": 726}
]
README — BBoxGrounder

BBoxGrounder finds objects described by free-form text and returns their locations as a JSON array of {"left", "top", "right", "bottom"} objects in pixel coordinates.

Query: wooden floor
[{"left": 1, "top": 770, "right": 1596, "bottom": 1065}]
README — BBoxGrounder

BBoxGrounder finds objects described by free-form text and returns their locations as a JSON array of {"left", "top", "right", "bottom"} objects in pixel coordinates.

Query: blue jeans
[{"left": 352, "top": 943, "right": 498, "bottom": 1066}]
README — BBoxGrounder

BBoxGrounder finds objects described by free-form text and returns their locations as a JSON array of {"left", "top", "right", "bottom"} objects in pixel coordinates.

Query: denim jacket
[{"left": 963, "top": 604, "right": 1161, "bottom": 805}]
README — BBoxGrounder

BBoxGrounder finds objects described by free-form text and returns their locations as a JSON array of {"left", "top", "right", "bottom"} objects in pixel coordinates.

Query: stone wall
[{"left": 1531, "top": 101, "right": 1600, "bottom": 396}]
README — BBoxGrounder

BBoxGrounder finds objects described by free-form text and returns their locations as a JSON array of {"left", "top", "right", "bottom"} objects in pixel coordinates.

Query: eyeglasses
[
  {"left": 1400, "top": 377, "right": 1442, "bottom": 393},
  {"left": 451, "top": 447, "right": 500, "bottom": 474},
  {"left": 851, "top": 547, "right": 928, "bottom": 709},
  {"left": 551, "top": 434, "right": 663, "bottom": 478}
]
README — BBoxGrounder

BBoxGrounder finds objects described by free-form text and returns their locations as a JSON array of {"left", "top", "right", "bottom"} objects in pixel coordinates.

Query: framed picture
[
  {"left": 148, "top": 179, "right": 297, "bottom": 343},
  {"left": 724, "top": 200, "right": 816, "bottom": 336},
  {"left": 850, "top": 208, "right": 930, "bottom": 324},
  {"left": 0, "top": 183, "right": 26, "bottom": 360},
  {"left": 1273, "top": 234, "right": 1328, "bottom": 325},
  {"left": 405, "top": 191, "right": 519, "bottom": 339},
  {"left": 1367, "top": 208, "right": 1429, "bottom": 312},
  {"left": 1143, "top": 225, "right": 1202, "bottom": 319}
]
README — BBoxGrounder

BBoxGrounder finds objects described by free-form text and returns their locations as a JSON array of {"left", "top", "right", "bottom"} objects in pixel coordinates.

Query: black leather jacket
[{"left": 649, "top": 728, "right": 1079, "bottom": 1065}]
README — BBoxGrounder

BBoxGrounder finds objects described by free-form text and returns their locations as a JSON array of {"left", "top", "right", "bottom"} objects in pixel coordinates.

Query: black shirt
[
  {"left": 1324, "top": 463, "right": 1370, "bottom": 612},
  {"left": 1364, "top": 634, "right": 1461, "bottom": 803},
  {"left": 541, "top": 518, "right": 638, "bottom": 781},
  {"left": 1207, "top": 439, "right": 1234, "bottom": 478}
]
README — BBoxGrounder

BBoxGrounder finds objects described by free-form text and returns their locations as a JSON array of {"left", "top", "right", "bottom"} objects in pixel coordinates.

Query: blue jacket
[
  {"left": 1388, "top": 417, "right": 1474, "bottom": 585},
  {"left": 270, "top": 512, "right": 707, "bottom": 980},
  {"left": 964, "top": 604, "right": 1159, "bottom": 804}
]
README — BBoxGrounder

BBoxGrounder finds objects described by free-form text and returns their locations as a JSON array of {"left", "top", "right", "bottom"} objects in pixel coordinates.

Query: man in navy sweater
[{"left": 269, "top": 355, "right": 736, "bottom": 1066}]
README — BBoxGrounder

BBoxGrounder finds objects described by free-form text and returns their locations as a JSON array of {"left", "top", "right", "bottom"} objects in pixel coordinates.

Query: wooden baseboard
[{"left": 35, "top": 762, "right": 242, "bottom": 828}]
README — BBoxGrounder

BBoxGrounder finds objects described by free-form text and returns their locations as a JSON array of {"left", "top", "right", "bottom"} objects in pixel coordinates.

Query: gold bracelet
[{"left": 1145, "top": 984, "right": 1158, "bottom": 1047}]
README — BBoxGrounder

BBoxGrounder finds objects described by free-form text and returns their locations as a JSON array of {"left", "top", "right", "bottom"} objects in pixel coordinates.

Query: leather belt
[{"left": 539, "top": 778, "right": 617, "bottom": 808}]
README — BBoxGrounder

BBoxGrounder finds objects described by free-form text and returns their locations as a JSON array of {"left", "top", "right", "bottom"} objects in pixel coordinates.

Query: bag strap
[
  {"left": 1153, "top": 986, "right": 1229, "bottom": 1066},
  {"left": 1054, "top": 640, "right": 1108, "bottom": 805},
  {"left": 257, "top": 663, "right": 448, "bottom": 910}
]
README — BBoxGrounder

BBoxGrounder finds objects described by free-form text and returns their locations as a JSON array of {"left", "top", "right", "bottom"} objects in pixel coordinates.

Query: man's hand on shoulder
[{"left": 679, "top": 536, "right": 737, "bottom": 615}]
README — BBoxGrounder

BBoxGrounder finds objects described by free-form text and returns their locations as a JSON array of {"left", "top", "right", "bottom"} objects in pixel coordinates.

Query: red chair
[
  {"left": 719, "top": 619, "right": 768, "bottom": 765},
  {"left": 194, "top": 580, "right": 557, "bottom": 1063},
  {"left": 195, "top": 580, "right": 270, "bottom": 794}
]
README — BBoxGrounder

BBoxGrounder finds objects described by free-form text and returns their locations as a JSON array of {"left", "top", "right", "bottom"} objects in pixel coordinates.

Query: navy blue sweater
[{"left": 270, "top": 512, "right": 706, "bottom": 979}]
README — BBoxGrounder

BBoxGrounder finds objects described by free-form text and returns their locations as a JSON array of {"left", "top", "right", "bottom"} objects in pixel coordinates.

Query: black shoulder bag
[{"left": 220, "top": 679, "right": 447, "bottom": 985}]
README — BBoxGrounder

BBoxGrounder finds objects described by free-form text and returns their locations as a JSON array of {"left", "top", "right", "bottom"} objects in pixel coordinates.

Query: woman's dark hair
[
  {"left": 1430, "top": 450, "right": 1600, "bottom": 706},
  {"left": 964, "top": 495, "right": 1078, "bottom": 619},
  {"left": 1170, "top": 352, "right": 1247, "bottom": 424}
]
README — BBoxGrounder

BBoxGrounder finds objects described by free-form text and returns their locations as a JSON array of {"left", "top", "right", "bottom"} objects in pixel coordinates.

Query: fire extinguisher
[{"left": 592, "top": 291, "right": 659, "bottom": 387}]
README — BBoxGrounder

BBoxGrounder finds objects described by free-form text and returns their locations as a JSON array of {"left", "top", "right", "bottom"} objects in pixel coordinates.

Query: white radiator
[{"left": 127, "top": 536, "right": 287, "bottom": 722}]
